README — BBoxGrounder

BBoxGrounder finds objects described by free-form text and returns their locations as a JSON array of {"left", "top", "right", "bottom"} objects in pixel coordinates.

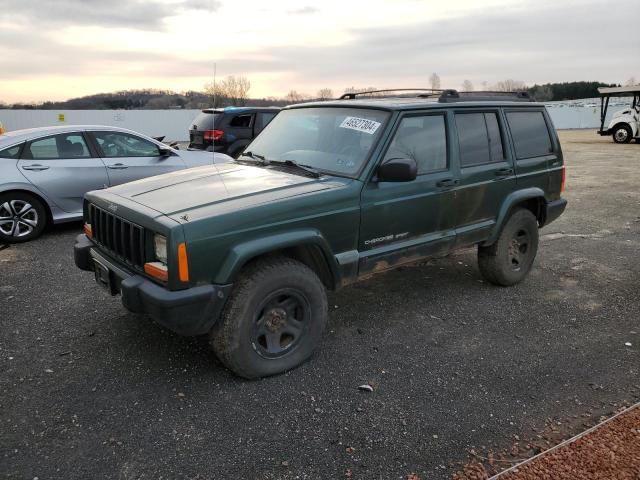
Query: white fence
[
  {"left": 0, "top": 103, "right": 630, "bottom": 140},
  {"left": 0, "top": 109, "right": 201, "bottom": 141}
]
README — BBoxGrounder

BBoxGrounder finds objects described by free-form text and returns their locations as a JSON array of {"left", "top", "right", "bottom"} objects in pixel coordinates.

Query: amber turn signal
[
  {"left": 177, "top": 242, "right": 189, "bottom": 282},
  {"left": 83, "top": 223, "right": 92, "bottom": 238}
]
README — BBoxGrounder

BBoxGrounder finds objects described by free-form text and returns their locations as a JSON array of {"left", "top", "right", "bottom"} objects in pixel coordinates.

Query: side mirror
[
  {"left": 158, "top": 146, "right": 172, "bottom": 157},
  {"left": 377, "top": 157, "right": 417, "bottom": 182}
]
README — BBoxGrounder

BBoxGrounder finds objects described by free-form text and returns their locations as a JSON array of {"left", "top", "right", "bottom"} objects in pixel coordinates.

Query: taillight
[
  {"left": 204, "top": 129, "right": 224, "bottom": 141},
  {"left": 560, "top": 165, "right": 566, "bottom": 192}
]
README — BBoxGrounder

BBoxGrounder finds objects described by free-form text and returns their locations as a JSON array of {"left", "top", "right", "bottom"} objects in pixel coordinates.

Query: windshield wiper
[
  {"left": 239, "top": 151, "right": 269, "bottom": 165},
  {"left": 269, "top": 159, "right": 321, "bottom": 178}
]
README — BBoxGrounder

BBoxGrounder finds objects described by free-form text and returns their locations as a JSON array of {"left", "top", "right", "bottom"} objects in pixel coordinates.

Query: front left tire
[
  {"left": 209, "top": 256, "right": 328, "bottom": 379},
  {"left": 0, "top": 192, "right": 47, "bottom": 243}
]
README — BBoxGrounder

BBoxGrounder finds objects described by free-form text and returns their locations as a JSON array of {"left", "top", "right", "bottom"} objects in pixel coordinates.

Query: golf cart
[{"left": 598, "top": 85, "right": 640, "bottom": 143}]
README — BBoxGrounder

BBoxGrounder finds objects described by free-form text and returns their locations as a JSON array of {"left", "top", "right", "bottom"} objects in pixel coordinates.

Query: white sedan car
[{"left": 0, "top": 125, "right": 232, "bottom": 242}]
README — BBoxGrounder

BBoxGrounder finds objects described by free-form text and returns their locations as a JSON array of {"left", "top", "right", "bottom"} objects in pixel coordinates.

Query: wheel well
[
  {"left": 239, "top": 244, "right": 336, "bottom": 290},
  {"left": 0, "top": 189, "right": 52, "bottom": 224},
  {"left": 612, "top": 122, "right": 631, "bottom": 132},
  {"left": 511, "top": 197, "right": 544, "bottom": 226}
]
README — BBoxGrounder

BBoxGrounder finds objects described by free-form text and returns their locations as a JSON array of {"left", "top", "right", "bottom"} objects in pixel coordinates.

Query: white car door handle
[
  {"left": 22, "top": 164, "right": 50, "bottom": 171},
  {"left": 107, "top": 163, "right": 129, "bottom": 169}
]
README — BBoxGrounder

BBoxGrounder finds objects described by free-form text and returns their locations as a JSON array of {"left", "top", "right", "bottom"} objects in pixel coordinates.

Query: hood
[{"left": 107, "top": 162, "right": 344, "bottom": 217}]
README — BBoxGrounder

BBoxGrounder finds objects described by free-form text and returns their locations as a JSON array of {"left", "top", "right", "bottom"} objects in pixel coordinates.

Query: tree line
[{"left": 1, "top": 74, "right": 635, "bottom": 110}]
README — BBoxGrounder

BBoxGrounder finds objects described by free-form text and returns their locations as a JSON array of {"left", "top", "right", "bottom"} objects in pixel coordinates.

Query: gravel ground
[
  {"left": 1, "top": 130, "right": 639, "bottom": 479},
  {"left": 500, "top": 404, "right": 640, "bottom": 479}
]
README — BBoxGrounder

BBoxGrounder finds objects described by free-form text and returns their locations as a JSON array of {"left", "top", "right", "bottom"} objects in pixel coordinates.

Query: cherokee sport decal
[
  {"left": 364, "top": 232, "right": 410, "bottom": 246},
  {"left": 339, "top": 117, "right": 382, "bottom": 135}
]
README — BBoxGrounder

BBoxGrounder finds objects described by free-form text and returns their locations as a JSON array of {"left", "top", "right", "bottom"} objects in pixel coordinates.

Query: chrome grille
[{"left": 89, "top": 204, "right": 145, "bottom": 269}]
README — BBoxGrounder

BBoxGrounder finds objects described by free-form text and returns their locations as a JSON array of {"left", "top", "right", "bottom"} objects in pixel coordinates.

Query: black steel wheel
[
  {"left": 210, "top": 256, "right": 328, "bottom": 379},
  {"left": 478, "top": 208, "right": 539, "bottom": 286}
]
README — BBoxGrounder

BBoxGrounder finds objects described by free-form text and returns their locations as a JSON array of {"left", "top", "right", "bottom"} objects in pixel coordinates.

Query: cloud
[
  {"left": 0, "top": 0, "right": 220, "bottom": 30},
  {"left": 287, "top": 6, "right": 318, "bottom": 15},
  {"left": 216, "top": 0, "right": 639, "bottom": 88}
]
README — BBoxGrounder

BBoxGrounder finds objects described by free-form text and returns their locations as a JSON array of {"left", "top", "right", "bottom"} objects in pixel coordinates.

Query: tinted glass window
[
  {"left": 0, "top": 143, "right": 23, "bottom": 159},
  {"left": 456, "top": 113, "right": 491, "bottom": 167},
  {"left": 506, "top": 111, "right": 553, "bottom": 159},
  {"left": 255, "top": 112, "right": 277, "bottom": 132},
  {"left": 383, "top": 115, "right": 447, "bottom": 174},
  {"left": 27, "top": 133, "right": 91, "bottom": 160},
  {"left": 485, "top": 113, "right": 505, "bottom": 162},
  {"left": 229, "top": 114, "right": 252, "bottom": 128},
  {"left": 93, "top": 131, "right": 159, "bottom": 158},
  {"left": 456, "top": 112, "right": 506, "bottom": 166}
]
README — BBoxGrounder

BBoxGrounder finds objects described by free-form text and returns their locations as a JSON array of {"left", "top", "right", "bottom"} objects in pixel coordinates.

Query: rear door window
[
  {"left": 455, "top": 112, "right": 505, "bottom": 167},
  {"left": 506, "top": 111, "right": 553, "bottom": 159},
  {"left": 24, "top": 133, "right": 91, "bottom": 160}
]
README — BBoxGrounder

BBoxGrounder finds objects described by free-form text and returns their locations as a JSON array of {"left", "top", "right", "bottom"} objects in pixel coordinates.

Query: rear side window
[
  {"left": 455, "top": 112, "right": 505, "bottom": 167},
  {"left": 25, "top": 134, "right": 91, "bottom": 160},
  {"left": 229, "top": 114, "right": 253, "bottom": 128},
  {"left": 506, "top": 111, "right": 553, "bottom": 159},
  {"left": 383, "top": 114, "right": 447, "bottom": 174},
  {"left": 0, "top": 143, "right": 23, "bottom": 159}
]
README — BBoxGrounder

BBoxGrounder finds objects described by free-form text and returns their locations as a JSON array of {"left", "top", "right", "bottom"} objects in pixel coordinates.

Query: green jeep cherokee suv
[{"left": 75, "top": 89, "right": 567, "bottom": 378}]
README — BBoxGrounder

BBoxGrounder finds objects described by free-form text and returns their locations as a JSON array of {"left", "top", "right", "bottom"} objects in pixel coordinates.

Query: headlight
[{"left": 154, "top": 234, "right": 167, "bottom": 264}]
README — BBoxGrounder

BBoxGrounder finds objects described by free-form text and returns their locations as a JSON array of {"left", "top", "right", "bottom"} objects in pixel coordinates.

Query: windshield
[{"left": 242, "top": 107, "right": 390, "bottom": 177}]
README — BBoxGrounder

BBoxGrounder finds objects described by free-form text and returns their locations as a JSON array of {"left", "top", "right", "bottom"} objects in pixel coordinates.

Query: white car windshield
[{"left": 242, "top": 107, "right": 390, "bottom": 177}]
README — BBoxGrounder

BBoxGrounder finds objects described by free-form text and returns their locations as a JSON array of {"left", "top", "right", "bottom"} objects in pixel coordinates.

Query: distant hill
[
  {"left": 2, "top": 81, "right": 623, "bottom": 109},
  {"left": 5, "top": 89, "right": 289, "bottom": 110}
]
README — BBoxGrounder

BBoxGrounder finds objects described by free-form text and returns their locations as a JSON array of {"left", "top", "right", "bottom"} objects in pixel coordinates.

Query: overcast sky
[{"left": 0, "top": 0, "right": 638, "bottom": 103}]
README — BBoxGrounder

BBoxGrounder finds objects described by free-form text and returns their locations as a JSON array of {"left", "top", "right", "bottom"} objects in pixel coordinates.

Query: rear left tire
[
  {"left": 478, "top": 208, "right": 539, "bottom": 286},
  {"left": 0, "top": 192, "right": 47, "bottom": 243}
]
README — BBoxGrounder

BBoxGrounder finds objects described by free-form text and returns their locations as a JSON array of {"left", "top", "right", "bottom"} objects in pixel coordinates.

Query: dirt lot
[{"left": 1, "top": 130, "right": 639, "bottom": 479}]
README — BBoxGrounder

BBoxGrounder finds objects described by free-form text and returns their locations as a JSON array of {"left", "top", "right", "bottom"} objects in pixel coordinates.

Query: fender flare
[
  {"left": 213, "top": 229, "right": 341, "bottom": 285},
  {"left": 483, "top": 187, "right": 546, "bottom": 246}
]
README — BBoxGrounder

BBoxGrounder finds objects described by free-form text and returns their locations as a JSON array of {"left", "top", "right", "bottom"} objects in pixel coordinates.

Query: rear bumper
[
  {"left": 74, "top": 234, "right": 231, "bottom": 336},
  {"left": 544, "top": 198, "right": 567, "bottom": 226}
]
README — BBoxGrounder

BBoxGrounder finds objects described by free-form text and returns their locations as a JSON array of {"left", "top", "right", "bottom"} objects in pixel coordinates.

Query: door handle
[
  {"left": 22, "top": 164, "right": 50, "bottom": 171},
  {"left": 436, "top": 178, "right": 459, "bottom": 188},
  {"left": 495, "top": 168, "right": 514, "bottom": 177},
  {"left": 107, "top": 163, "right": 129, "bottom": 169}
]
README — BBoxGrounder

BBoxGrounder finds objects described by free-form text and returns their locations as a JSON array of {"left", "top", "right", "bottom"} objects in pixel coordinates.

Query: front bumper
[
  {"left": 74, "top": 234, "right": 232, "bottom": 336},
  {"left": 597, "top": 129, "right": 611, "bottom": 136}
]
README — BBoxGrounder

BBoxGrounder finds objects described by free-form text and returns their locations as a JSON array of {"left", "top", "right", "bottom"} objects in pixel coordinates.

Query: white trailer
[{"left": 598, "top": 85, "right": 640, "bottom": 143}]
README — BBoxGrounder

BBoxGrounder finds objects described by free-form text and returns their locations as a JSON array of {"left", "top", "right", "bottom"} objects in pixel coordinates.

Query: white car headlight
[{"left": 154, "top": 234, "right": 167, "bottom": 264}]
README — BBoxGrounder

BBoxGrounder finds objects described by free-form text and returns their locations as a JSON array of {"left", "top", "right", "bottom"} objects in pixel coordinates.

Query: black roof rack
[
  {"left": 339, "top": 88, "right": 445, "bottom": 100},
  {"left": 339, "top": 88, "right": 533, "bottom": 103},
  {"left": 438, "top": 90, "right": 532, "bottom": 103}
]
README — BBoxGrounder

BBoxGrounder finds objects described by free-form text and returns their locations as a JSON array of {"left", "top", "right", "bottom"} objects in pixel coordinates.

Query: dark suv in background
[{"left": 188, "top": 106, "right": 280, "bottom": 157}]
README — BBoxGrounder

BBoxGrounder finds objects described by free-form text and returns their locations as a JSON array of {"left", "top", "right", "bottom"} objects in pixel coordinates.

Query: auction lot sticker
[{"left": 339, "top": 117, "right": 381, "bottom": 135}]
